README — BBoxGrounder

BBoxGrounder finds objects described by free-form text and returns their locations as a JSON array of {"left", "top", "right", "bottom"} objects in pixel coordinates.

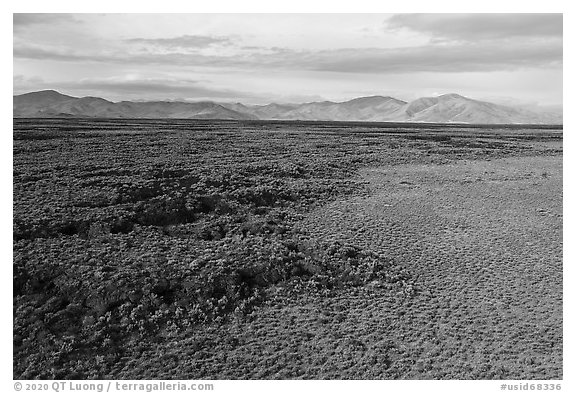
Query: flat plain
[{"left": 13, "top": 119, "right": 562, "bottom": 379}]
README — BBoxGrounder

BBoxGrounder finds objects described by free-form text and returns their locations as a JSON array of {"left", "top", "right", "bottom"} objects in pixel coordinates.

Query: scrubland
[{"left": 13, "top": 119, "right": 562, "bottom": 379}]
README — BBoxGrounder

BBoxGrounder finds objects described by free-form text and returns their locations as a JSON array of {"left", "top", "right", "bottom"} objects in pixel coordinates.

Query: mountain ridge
[{"left": 13, "top": 90, "right": 562, "bottom": 124}]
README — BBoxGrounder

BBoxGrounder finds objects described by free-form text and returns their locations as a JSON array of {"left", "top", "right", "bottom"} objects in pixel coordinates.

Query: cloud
[
  {"left": 15, "top": 76, "right": 256, "bottom": 101},
  {"left": 307, "top": 41, "right": 562, "bottom": 73},
  {"left": 13, "top": 74, "right": 45, "bottom": 92},
  {"left": 125, "top": 35, "right": 233, "bottom": 50},
  {"left": 13, "top": 13, "right": 80, "bottom": 29},
  {"left": 14, "top": 35, "right": 562, "bottom": 75},
  {"left": 386, "top": 14, "right": 563, "bottom": 42},
  {"left": 13, "top": 43, "right": 88, "bottom": 62},
  {"left": 69, "top": 78, "right": 252, "bottom": 99}
]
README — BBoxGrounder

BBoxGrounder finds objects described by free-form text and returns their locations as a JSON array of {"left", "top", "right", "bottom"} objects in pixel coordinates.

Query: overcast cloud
[
  {"left": 13, "top": 13, "right": 563, "bottom": 106},
  {"left": 125, "top": 35, "right": 234, "bottom": 50},
  {"left": 13, "top": 13, "right": 80, "bottom": 28},
  {"left": 386, "top": 14, "right": 563, "bottom": 42}
]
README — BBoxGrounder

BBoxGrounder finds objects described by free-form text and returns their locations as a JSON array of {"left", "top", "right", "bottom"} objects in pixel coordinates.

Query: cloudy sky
[{"left": 13, "top": 13, "right": 563, "bottom": 106}]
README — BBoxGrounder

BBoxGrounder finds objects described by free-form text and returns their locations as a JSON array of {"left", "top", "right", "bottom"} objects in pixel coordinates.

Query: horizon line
[{"left": 13, "top": 88, "right": 565, "bottom": 109}]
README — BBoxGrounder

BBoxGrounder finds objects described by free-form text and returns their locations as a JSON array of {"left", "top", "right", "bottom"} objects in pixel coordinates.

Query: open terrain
[{"left": 13, "top": 119, "right": 562, "bottom": 379}]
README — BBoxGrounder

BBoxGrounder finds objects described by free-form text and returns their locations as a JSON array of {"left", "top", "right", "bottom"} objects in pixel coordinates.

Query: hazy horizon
[
  {"left": 13, "top": 13, "right": 563, "bottom": 108},
  {"left": 13, "top": 88, "right": 566, "bottom": 114}
]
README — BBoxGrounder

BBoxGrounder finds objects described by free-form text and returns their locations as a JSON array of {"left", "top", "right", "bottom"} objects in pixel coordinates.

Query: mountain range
[{"left": 13, "top": 90, "right": 562, "bottom": 124}]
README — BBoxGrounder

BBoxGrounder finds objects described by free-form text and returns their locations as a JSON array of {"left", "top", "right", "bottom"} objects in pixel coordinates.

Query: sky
[{"left": 13, "top": 13, "right": 563, "bottom": 107}]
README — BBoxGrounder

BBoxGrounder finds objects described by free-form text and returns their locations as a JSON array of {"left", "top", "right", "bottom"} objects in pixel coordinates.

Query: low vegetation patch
[{"left": 13, "top": 119, "right": 561, "bottom": 378}]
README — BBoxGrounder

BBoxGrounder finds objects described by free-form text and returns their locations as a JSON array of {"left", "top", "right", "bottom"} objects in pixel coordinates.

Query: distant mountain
[
  {"left": 13, "top": 90, "right": 257, "bottom": 120},
  {"left": 13, "top": 90, "right": 77, "bottom": 117},
  {"left": 13, "top": 90, "right": 562, "bottom": 124},
  {"left": 388, "top": 93, "right": 562, "bottom": 124},
  {"left": 221, "top": 96, "right": 407, "bottom": 122}
]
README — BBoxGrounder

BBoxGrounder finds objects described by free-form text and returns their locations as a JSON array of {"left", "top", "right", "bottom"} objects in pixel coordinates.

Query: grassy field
[{"left": 13, "top": 119, "right": 562, "bottom": 379}]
